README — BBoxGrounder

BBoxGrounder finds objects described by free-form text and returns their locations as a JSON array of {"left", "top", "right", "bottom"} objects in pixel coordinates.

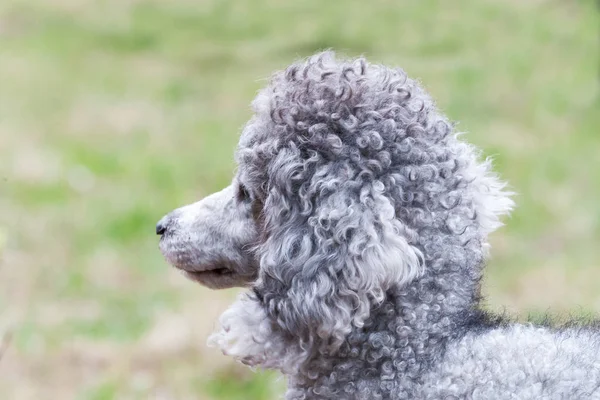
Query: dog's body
[{"left": 157, "top": 52, "right": 600, "bottom": 399}]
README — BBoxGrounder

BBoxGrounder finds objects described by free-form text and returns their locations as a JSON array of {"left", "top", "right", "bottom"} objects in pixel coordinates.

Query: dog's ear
[{"left": 254, "top": 145, "right": 424, "bottom": 358}]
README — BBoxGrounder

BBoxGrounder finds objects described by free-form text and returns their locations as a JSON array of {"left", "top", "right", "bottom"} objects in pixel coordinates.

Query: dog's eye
[{"left": 237, "top": 183, "right": 250, "bottom": 202}]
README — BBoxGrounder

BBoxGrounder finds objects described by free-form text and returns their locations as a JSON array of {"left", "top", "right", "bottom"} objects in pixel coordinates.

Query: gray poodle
[{"left": 156, "top": 52, "right": 600, "bottom": 399}]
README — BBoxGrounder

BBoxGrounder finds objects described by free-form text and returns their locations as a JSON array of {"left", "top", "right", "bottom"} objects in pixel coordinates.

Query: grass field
[{"left": 0, "top": 0, "right": 598, "bottom": 398}]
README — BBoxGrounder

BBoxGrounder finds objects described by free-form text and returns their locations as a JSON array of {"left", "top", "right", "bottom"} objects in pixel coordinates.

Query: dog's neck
[{"left": 284, "top": 233, "right": 489, "bottom": 399}]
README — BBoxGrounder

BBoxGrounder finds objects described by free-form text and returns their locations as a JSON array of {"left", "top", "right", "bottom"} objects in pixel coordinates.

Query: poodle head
[{"left": 158, "top": 51, "right": 513, "bottom": 370}]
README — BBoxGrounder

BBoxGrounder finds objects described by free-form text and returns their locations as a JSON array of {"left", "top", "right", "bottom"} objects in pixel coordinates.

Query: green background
[{"left": 0, "top": 0, "right": 598, "bottom": 398}]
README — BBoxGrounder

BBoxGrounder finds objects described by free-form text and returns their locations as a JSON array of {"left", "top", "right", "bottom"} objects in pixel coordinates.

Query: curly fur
[{"left": 157, "top": 52, "right": 600, "bottom": 399}]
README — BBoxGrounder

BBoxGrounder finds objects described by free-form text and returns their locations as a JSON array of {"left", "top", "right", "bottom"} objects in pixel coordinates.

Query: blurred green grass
[{"left": 0, "top": 0, "right": 598, "bottom": 398}]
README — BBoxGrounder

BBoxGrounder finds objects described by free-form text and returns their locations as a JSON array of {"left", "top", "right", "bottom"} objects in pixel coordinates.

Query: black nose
[{"left": 156, "top": 215, "right": 170, "bottom": 236}]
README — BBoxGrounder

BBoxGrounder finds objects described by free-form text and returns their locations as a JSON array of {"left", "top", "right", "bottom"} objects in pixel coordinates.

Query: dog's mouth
[
  {"left": 158, "top": 239, "right": 257, "bottom": 289},
  {"left": 184, "top": 267, "right": 233, "bottom": 281},
  {"left": 169, "top": 265, "right": 241, "bottom": 289}
]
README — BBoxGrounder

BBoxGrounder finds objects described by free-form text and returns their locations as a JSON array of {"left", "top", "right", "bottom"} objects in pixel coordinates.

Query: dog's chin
[
  {"left": 165, "top": 257, "right": 255, "bottom": 289},
  {"left": 182, "top": 268, "right": 248, "bottom": 289}
]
